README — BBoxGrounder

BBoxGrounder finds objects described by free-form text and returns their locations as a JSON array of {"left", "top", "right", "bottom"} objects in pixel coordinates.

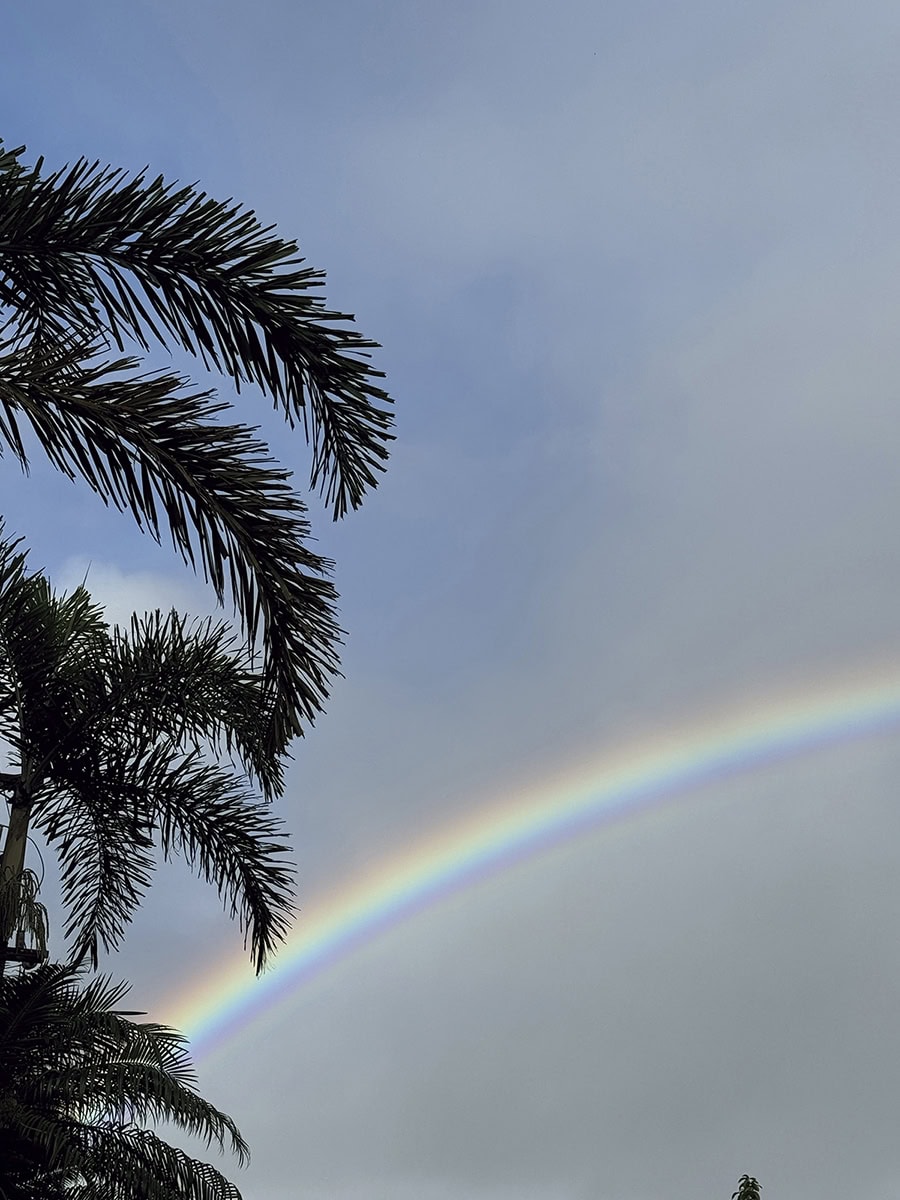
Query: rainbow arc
[{"left": 165, "top": 663, "right": 900, "bottom": 1061}]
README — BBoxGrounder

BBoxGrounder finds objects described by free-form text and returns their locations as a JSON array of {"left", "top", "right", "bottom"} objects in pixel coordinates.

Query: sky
[{"left": 4, "top": 2, "right": 900, "bottom": 1197}]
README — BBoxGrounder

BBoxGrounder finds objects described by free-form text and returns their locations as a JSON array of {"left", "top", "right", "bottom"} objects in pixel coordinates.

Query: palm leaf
[
  {"left": 150, "top": 752, "right": 296, "bottom": 971},
  {"left": 108, "top": 609, "right": 287, "bottom": 799},
  {"left": 36, "top": 784, "right": 156, "bottom": 970},
  {"left": 33, "top": 736, "right": 295, "bottom": 972},
  {"left": 0, "top": 149, "right": 394, "bottom": 516},
  {"left": 0, "top": 340, "right": 340, "bottom": 744}
]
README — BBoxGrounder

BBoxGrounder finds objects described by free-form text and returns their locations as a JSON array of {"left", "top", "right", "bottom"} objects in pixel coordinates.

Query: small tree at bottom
[{"left": 733, "top": 1176, "right": 761, "bottom": 1200}]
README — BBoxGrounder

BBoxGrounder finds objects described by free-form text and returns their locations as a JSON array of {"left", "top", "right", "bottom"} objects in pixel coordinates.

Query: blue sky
[{"left": 6, "top": 3, "right": 900, "bottom": 1198}]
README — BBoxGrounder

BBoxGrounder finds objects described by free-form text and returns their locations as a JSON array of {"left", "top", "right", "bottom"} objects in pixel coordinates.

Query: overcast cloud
[{"left": 5, "top": 3, "right": 900, "bottom": 1198}]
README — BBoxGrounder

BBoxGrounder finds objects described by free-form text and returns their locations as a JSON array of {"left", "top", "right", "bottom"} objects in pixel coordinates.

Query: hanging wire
[
  {"left": 0, "top": 823, "right": 48, "bottom": 887},
  {"left": 27, "top": 835, "right": 45, "bottom": 889}
]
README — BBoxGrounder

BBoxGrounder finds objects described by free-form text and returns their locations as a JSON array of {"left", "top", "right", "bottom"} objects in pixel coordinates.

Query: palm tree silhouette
[
  {"left": 0, "top": 962, "right": 248, "bottom": 1200},
  {"left": 0, "top": 531, "right": 293, "bottom": 973},
  {"left": 0, "top": 139, "right": 394, "bottom": 748}
]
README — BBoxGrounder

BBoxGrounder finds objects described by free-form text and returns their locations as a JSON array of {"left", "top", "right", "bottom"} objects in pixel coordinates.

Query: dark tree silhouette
[
  {"left": 0, "top": 963, "right": 247, "bottom": 1200},
  {"left": 0, "top": 139, "right": 394, "bottom": 748},
  {"left": 733, "top": 1176, "right": 761, "bottom": 1200},
  {"left": 0, "top": 532, "right": 293, "bottom": 973}
]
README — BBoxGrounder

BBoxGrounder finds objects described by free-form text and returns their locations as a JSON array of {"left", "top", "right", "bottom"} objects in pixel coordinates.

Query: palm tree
[
  {"left": 0, "top": 139, "right": 394, "bottom": 748},
  {"left": 0, "top": 961, "right": 248, "bottom": 1200},
  {"left": 0, "top": 530, "right": 294, "bottom": 973}
]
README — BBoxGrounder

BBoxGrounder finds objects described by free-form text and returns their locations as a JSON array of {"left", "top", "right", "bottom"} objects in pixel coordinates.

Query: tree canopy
[{"left": 0, "top": 532, "right": 294, "bottom": 972}]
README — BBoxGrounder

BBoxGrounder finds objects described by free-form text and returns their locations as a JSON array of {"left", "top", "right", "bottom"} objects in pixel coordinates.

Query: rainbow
[{"left": 166, "top": 663, "right": 900, "bottom": 1061}]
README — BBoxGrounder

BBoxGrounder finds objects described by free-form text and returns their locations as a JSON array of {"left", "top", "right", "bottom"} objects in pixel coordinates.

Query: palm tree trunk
[{"left": 0, "top": 788, "right": 29, "bottom": 977}]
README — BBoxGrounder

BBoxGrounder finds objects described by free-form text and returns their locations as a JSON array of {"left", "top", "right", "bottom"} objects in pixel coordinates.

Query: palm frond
[
  {"left": 0, "top": 339, "right": 340, "bottom": 743},
  {"left": 2, "top": 1107, "right": 244, "bottom": 1200},
  {"left": 151, "top": 753, "right": 295, "bottom": 972},
  {"left": 0, "top": 150, "right": 394, "bottom": 517},
  {"left": 33, "top": 746, "right": 294, "bottom": 971},
  {"left": 0, "top": 965, "right": 246, "bottom": 1200},
  {"left": 0, "top": 576, "right": 113, "bottom": 779},
  {"left": 109, "top": 609, "right": 287, "bottom": 799},
  {"left": 68, "top": 1126, "right": 243, "bottom": 1200},
  {"left": 0, "top": 867, "right": 48, "bottom": 958},
  {"left": 37, "top": 786, "right": 155, "bottom": 970}
]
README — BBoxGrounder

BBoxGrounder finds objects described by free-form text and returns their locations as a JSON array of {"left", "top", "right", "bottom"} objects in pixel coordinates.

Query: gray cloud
[{"left": 7, "top": 2, "right": 900, "bottom": 1198}]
